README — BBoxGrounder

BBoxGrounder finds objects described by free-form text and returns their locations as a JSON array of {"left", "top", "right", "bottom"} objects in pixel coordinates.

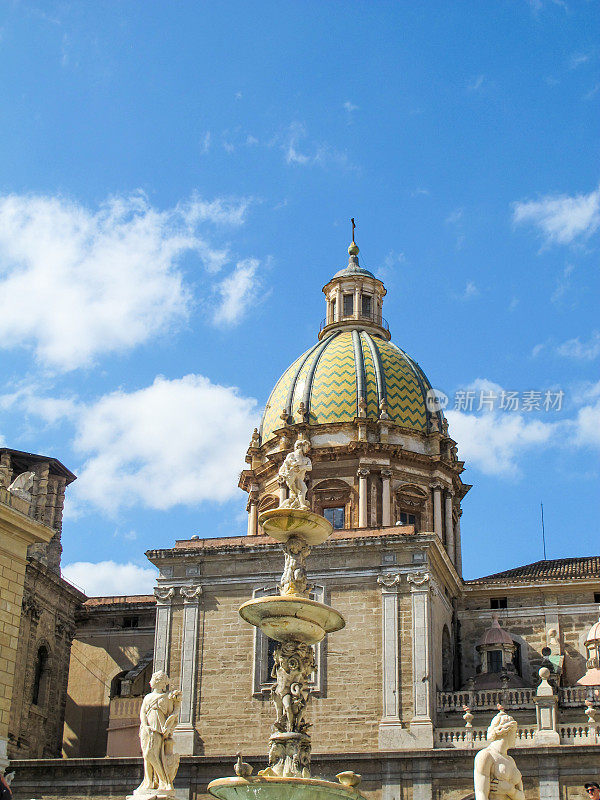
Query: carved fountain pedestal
[{"left": 207, "top": 505, "right": 365, "bottom": 800}]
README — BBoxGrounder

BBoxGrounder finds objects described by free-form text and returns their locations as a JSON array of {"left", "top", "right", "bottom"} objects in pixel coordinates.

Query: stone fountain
[{"left": 207, "top": 434, "right": 366, "bottom": 800}]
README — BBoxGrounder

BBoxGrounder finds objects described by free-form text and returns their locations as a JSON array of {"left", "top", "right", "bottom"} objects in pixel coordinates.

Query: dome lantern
[{"left": 320, "top": 224, "right": 389, "bottom": 342}]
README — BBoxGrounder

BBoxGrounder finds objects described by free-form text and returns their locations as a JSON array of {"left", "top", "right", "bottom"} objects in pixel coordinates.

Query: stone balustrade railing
[
  {"left": 436, "top": 725, "right": 537, "bottom": 749},
  {"left": 436, "top": 724, "right": 599, "bottom": 748},
  {"left": 437, "top": 688, "right": 536, "bottom": 712},
  {"left": 437, "top": 685, "right": 597, "bottom": 713},
  {"left": 108, "top": 696, "right": 143, "bottom": 721}
]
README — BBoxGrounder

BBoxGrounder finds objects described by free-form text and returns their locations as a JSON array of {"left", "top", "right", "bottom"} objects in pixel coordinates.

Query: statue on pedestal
[
  {"left": 474, "top": 711, "right": 524, "bottom": 800},
  {"left": 131, "top": 671, "right": 182, "bottom": 798},
  {"left": 278, "top": 437, "right": 312, "bottom": 510}
]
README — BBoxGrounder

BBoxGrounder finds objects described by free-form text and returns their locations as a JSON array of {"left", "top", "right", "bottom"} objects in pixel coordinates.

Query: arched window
[
  {"left": 442, "top": 625, "right": 453, "bottom": 690},
  {"left": 32, "top": 645, "right": 49, "bottom": 706}
]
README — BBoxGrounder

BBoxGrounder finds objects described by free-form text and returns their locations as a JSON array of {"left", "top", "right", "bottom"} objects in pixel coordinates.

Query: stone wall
[
  {"left": 63, "top": 597, "right": 156, "bottom": 757},
  {"left": 9, "top": 747, "right": 600, "bottom": 800},
  {"left": 8, "top": 560, "right": 84, "bottom": 758}
]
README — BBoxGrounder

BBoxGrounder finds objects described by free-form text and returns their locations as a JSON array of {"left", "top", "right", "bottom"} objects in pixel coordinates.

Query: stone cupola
[
  {"left": 470, "top": 616, "right": 526, "bottom": 689},
  {"left": 239, "top": 232, "right": 470, "bottom": 576},
  {"left": 320, "top": 240, "right": 389, "bottom": 342}
]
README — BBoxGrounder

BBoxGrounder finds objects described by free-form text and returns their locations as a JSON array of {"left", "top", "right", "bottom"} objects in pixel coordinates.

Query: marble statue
[
  {"left": 271, "top": 640, "right": 315, "bottom": 733},
  {"left": 132, "top": 671, "right": 182, "bottom": 798},
  {"left": 280, "top": 535, "right": 311, "bottom": 596},
  {"left": 474, "top": 710, "right": 524, "bottom": 800},
  {"left": 7, "top": 471, "right": 35, "bottom": 501},
  {"left": 278, "top": 437, "right": 312, "bottom": 510}
]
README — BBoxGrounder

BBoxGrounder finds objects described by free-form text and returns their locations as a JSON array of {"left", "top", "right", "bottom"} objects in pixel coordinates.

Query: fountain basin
[
  {"left": 208, "top": 776, "right": 364, "bottom": 800},
  {"left": 239, "top": 595, "right": 345, "bottom": 643},
  {"left": 258, "top": 508, "right": 333, "bottom": 546}
]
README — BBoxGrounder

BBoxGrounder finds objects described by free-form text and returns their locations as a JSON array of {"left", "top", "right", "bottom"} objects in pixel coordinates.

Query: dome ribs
[{"left": 351, "top": 329, "right": 367, "bottom": 417}]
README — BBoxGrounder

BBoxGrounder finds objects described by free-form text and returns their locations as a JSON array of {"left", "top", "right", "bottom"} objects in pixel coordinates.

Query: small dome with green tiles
[{"left": 260, "top": 329, "right": 440, "bottom": 443}]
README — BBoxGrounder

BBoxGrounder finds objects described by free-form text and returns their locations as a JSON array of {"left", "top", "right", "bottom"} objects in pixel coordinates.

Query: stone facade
[
  {"left": 9, "top": 747, "right": 600, "bottom": 800},
  {"left": 8, "top": 559, "right": 84, "bottom": 758},
  {"left": 63, "top": 595, "right": 156, "bottom": 758}
]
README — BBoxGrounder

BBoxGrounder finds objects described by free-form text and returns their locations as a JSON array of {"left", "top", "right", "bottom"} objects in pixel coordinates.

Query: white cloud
[
  {"left": 72, "top": 374, "right": 260, "bottom": 513},
  {"left": 569, "top": 381, "right": 600, "bottom": 449},
  {"left": 63, "top": 560, "right": 157, "bottom": 596},
  {"left": 569, "top": 52, "right": 590, "bottom": 69},
  {"left": 512, "top": 185, "right": 600, "bottom": 245},
  {"left": 467, "top": 75, "right": 485, "bottom": 91},
  {"left": 343, "top": 101, "right": 359, "bottom": 113},
  {"left": 200, "top": 131, "right": 211, "bottom": 153},
  {"left": 447, "top": 408, "right": 556, "bottom": 476},
  {"left": 283, "top": 123, "right": 353, "bottom": 170},
  {"left": 556, "top": 331, "right": 600, "bottom": 361},
  {"left": 461, "top": 280, "right": 479, "bottom": 300},
  {"left": 445, "top": 208, "right": 464, "bottom": 225},
  {"left": 213, "top": 259, "right": 259, "bottom": 326},
  {"left": 551, "top": 263, "right": 575, "bottom": 305},
  {"left": 0, "top": 192, "right": 251, "bottom": 370}
]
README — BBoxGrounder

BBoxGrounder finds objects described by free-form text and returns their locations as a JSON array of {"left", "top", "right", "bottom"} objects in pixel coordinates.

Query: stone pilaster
[
  {"left": 153, "top": 587, "right": 175, "bottom": 673},
  {"left": 247, "top": 488, "right": 258, "bottom": 536},
  {"left": 445, "top": 491, "right": 455, "bottom": 564},
  {"left": 357, "top": 468, "right": 369, "bottom": 528},
  {"left": 174, "top": 585, "right": 202, "bottom": 755},
  {"left": 377, "top": 573, "right": 403, "bottom": 748},
  {"left": 408, "top": 572, "right": 434, "bottom": 747},
  {"left": 381, "top": 469, "right": 392, "bottom": 527},
  {"left": 455, "top": 510, "right": 463, "bottom": 576},
  {"left": 432, "top": 486, "right": 442, "bottom": 540}
]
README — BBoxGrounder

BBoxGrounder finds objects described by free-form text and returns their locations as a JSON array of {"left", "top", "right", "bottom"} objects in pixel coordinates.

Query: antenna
[{"left": 540, "top": 501, "right": 547, "bottom": 560}]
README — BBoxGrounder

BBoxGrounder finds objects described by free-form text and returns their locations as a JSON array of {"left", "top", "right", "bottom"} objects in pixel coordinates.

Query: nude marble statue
[
  {"left": 278, "top": 437, "right": 312, "bottom": 510},
  {"left": 132, "top": 671, "right": 182, "bottom": 797},
  {"left": 474, "top": 711, "right": 524, "bottom": 800}
]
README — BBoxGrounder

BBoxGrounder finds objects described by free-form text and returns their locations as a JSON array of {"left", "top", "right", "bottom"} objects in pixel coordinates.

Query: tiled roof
[
  {"left": 169, "top": 524, "right": 416, "bottom": 552},
  {"left": 468, "top": 557, "right": 600, "bottom": 584},
  {"left": 84, "top": 595, "right": 155, "bottom": 607}
]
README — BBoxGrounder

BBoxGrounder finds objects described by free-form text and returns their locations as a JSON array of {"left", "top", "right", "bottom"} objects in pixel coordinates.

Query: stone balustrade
[
  {"left": 435, "top": 723, "right": 600, "bottom": 748},
  {"left": 437, "top": 688, "right": 536, "bottom": 712},
  {"left": 108, "top": 696, "right": 143, "bottom": 721},
  {"left": 437, "top": 685, "right": 596, "bottom": 713},
  {"left": 0, "top": 485, "right": 32, "bottom": 518}
]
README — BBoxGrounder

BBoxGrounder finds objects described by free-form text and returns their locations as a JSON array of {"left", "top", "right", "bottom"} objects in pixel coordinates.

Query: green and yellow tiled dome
[{"left": 260, "top": 330, "right": 440, "bottom": 443}]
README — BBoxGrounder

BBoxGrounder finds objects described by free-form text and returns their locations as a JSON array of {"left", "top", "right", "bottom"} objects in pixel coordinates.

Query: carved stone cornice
[
  {"left": 154, "top": 586, "right": 176, "bottom": 604},
  {"left": 180, "top": 585, "right": 202, "bottom": 603}
]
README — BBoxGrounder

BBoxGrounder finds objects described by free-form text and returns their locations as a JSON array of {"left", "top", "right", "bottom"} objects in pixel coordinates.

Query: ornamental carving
[
  {"left": 406, "top": 572, "right": 430, "bottom": 587},
  {"left": 271, "top": 641, "right": 316, "bottom": 734},
  {"left": 180, "top": 585, "right": 202, "bottom": 603},
  {"left": 154, "top": 587, "right": 176, "bottom": 604},
  {"left": 377, "top": 573, "right": 403, "bottom": 589}
]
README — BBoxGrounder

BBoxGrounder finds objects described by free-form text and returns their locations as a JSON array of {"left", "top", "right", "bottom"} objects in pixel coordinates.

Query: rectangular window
[
  {"left": 323, "top": 506, "right": 345, "bottom": 530},
  {"left": 123, "top": 616, "right": 139, "bottom": 628},
  {"left": 343, "top": 294, "right": 353, "bottom": 317},
  {"left": 330, "top": 298, "right": 336, "bottom": 321},
  {"left": 252, "top": 585, "right": 326, "bottom": 697},
  {"left": 361, "top": 294, "right": 372, "bottom": 317},
  {"left": 490, "top": 597, "right": 507, "bottom": 610},
  {"left": 398, "top": 511, "right": 417, "bottom": 529},
  {"left": 488, "top": 650, "right": 503, "bottom": 673},
  {"left": 594, "top": 593, "right": 600, "bottom": 604}
]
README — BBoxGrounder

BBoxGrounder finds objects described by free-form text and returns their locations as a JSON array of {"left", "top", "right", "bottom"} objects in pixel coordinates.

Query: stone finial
[
  {"left": 536, "top": 666, "right": 554, "bottom": 696},
  {"left": 358, "top": 397, "right": 367, "bottom": 418}
]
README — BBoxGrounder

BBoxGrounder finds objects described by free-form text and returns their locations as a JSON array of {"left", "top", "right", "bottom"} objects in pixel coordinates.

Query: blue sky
[{"left": 0, "top": 1, "right": 598, "bottom": 594}]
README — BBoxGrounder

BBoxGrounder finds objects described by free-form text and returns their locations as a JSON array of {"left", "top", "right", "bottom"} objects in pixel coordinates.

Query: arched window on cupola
[
  {"left": 311, "top": 479, "right": 352, "bottom": 530},
  {"left": 394, "top": 484, "right": 427, "bottom": 532},
  {"left": 257, "top": 495, "right": 279, "bottom": 535}
]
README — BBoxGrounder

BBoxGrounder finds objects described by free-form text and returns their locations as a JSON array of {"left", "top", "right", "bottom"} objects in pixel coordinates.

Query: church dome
[{"left": 260, "top": 329, "right": 440, "bottom": 443}]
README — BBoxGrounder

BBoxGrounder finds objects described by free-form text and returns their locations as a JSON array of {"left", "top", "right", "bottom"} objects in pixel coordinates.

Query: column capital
[
  {"left": 154, "top": 586, "right": 176, "bottom": 604},
  {"left": 357, "top": 467, "right": 370, "bottom": 478},
  {"left": 180, "top": 585, "right": 203, "bottom": 603},
  {"left": 380, "top": 468, "right": 393, "bottom": 479},
  {"left": 377, "top": 572, "right": 403, "bottom": 591},
  {"left": 431, "top": 483, "right": 444, "bottom": 492},
  {"left": 445, "top": 488, "right": 455, "bottom": 499}
]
